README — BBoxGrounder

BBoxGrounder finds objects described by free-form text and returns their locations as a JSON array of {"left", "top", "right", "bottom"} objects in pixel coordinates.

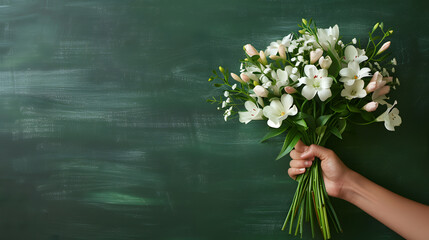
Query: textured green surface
[{"left": 0, "top": 0, "right": 427, "bottom": 239}]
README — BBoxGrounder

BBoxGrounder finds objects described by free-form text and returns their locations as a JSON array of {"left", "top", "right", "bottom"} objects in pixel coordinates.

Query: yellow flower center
[
  {"left": 281, "top": 112, "right": 286, "bottom": 116},
  {"left": 354, "top": 75, "right": 358, "bottom": 79}
]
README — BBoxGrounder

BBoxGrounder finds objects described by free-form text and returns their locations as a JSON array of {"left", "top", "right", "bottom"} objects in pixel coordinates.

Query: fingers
[
  {"left": 288, "top": 159, "right": 313, "bottom": 180},
  {"left": 294, "top": 140, "right": 308, "bottom": 152},
  {"left": 300, "top": 144, "right": 332, "bottom": 161},
  {"left": 289, "top": 159, "right": 313, "bottom": 168},
  {"left": 288, "top": 167, "right": 306, "bottom": 180}
]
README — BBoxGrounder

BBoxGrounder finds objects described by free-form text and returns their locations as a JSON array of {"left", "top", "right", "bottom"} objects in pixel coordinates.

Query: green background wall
[{"left": 0, "top": 0, "right": 427, "bottom": 239}]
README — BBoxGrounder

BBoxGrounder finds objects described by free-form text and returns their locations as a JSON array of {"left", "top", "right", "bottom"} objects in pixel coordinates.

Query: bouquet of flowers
[{"left": 207, "top": 19, "right": 400, "bottom": 239}]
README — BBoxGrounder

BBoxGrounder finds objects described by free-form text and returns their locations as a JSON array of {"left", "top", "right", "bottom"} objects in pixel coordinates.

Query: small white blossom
[
  {"left": 391, "top": 58, "right": 397, "bottom": 65},
  {"left": 224, "top": 91, "right": 229, "bottom": 97},
  {"left": 338, "top": 40, "right": 343, "bottom": 45},
  {"left": 222, "top": 101, "right": 227, "bottom": 108},
  {"left": 226, "top": 98, "right": 231, "bottom": 103},
  {"left": 299, "top": 65, "right": 333, "bottom": 101},
  {"left": 262, "top": 94, "right": 297, "bottom": 128},
  {"left": 224, "top": 106, "right": 233, "bottom": 121},
  {"left": 352, "top": 38, "right": 357, "bottom": 44},
  {"left": 339, "top": 61, "right": 371, "bottom": 86},
  {"left": 396, "top": 78, "right": 400, "bottom": 86},
  {"left": 391, "top": 67, "right": 395, "bottom": 73},
  {"left": 376, "top": 101, "right": 401, "bottom": 131},
  {"left": 291, "top": 57, "right": 297, "bottom": 62},
  {"left": 343, "top": 45, "right": 368, "bottom": 63},
  {"left": 238, "top": 101, "right": 264, "bottom": 124},
  {"left": 232, "top": 84, "right": 237, "bottom": 90},
  {"left": 297, "top": 55, "right": 304, "bottom": 62},
  {"left": 265, "top": 34, "right": 293, "bottom": 56},
  {"left": 341, "top": 79, "right": 367, "bottom": 100}
]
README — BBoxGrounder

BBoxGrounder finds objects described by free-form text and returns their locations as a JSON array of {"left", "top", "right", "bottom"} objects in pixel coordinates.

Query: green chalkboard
[{"left": 0, "top": 0, "right": 427, "bottom": 239}]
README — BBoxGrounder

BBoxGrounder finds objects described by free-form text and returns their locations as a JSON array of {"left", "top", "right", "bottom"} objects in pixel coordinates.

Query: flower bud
[
  {"left": 372, "top": 22, "right": 379, "bottom": 32},
  {"left": 284, "top": 86, "right": 296, "bottom": 94},
  {"left": 310, "top": 48, "right": 323, "bottom": 64},
  {"left": 365, "top": 82, "right": 377, "bottom": 93},
  {"left": 244, "top": 44, "right": 259, "bottom": 57},
  {"left": 253, "top": 80, "right": 259, "bottom": 86},
  {"left": 278, "top": 45, "right": 286, "bottom": 60},
  {"left": 298, "top": 29, "right": 306, "bottom": 34},
  {"left": 240, "top": 73, "right": 250, "bottom": 83},
  {"left": 253, "top": 85, "right": 268, "bottom": 97},
  {"left": 219, "top": 66, "right": 225, "bottom": 73},
  {"left": 269, "top": 55, "right": 282, "bottom": 60},
  {"left": 258, "top": 50, "right": 268, "bottom": 65},
  {"left": 363, "top": 101, "right": 379, "bottom": 112},
  {"left": 376, "top": 41, "right": 391, "bottom": 55},
  {"left": 377, "top": 85, "right": 390, "bottom": 96},
  {"left": 230, "top": 73, "right": 243, "bottom": 83},
  {"left": 318, "top": 56, "right": 332, "bottom": 69},
  {"left": 208, "top": 77, "right": 213, "bottom": 82},
  {"left": 302, "top": 18, "right": 307, "bottom": 26}
]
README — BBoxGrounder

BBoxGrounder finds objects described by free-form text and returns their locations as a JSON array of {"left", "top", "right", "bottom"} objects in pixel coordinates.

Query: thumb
[{"left": 300, "top": 144, "right": 331, "bottom": 161}]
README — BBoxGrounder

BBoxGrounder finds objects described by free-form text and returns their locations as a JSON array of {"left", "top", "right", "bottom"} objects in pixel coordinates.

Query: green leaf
[
  {"left": 260, "top": 125, "right": 289, "bottom": 143},
  {"left": 250, "top": 55, "right": 260, "bottom": 62},
  {"left": 337, "top": 118, "right": 347, "bottom": 134},
  {"left": 361, "top": 111, "right": 375, "bottom": 122},
  {"left": 347, "top": 104, "right": 361, "bottom": 113},
  {"left": 214, "top": 83, "right": 223, "bottom": 87},
  {"left": 315, "top": 125, "right": 327, "bottom": 136},
  {"left": 327, "top": 48, "right": 341, "bottom": 77},
  {"left": 276, "top": 128, "right": 300, "bottom": 160},
  {"left": 330, "top": 127, "right": 343, "bottom": 139},
  {"left": 295, "top": 119, "right": 308, "bottom": 130},
  {"left": 316, "top": 114, "right": 333, "bottom": 127},
  {"left": 293, "top": 112, "right": 316, "bottom": 130},
  {"left": 330, "top": 102, "right": 346, "bottom": 113}
]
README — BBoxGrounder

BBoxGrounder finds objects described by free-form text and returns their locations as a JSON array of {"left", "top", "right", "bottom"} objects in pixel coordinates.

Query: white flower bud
[
  {"left": 224, "top": 91, "right": 229, "bottom": 97},
  {"left": 253, "top": 85, "right": 269, "bottom": 97},
  {"left": 240, "top": 73, "right": 250, "bottom": 82},
  {"left": 244, "top": 44, "right": 259, "bottom": 57},
  {"left": 230, "top": 73, "right": 243, "bottom": 83},
  {"left": 377, "top": 41, "right": 391, "bottom": 55},
  {"left": 310, "top": 48, "right": 323, "bottom": 64},
  {"left": 318, "top": 56, "right": 332, "bottom": 69},
  {"left": 352, "top": 38, "right": 357, "bottom": 44},
  {"left": 363, "top": 102, "right": 378, "bottom": 112}
]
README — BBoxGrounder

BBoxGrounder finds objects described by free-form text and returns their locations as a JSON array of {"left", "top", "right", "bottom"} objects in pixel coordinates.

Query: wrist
[{"left": 338, "top": 170, "right": 362, "bottom": 202}]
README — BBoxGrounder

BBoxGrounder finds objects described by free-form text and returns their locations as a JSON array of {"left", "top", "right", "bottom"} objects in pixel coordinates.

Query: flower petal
[
  {"left": 344, "top": 45, "right": 358, "bottom": 62},
  {"left": 302, "top": 86, "right": 317, "bottom": 100},
  {"left": 317, "top": 88, "right": 332, "bottom": 101},
  {"left": 267, "top": 119, "right": 282, "bottom": 128},
  {"left": 304, "top": 65, "right": 317, "bottom": 78},
  {"left": 281, "top": 94, "right": 293, "bottom": 109},
  {"left": 238, "top": 112, "right": 253, "bottom": 124}
]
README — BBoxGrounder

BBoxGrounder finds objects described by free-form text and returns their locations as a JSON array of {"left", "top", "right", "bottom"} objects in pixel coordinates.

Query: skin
[{"left": 288, "top": 140, "right": 429, "bottom": 240}]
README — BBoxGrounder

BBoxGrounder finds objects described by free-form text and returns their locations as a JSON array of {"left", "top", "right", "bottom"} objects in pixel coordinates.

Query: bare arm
[{"left": 288, "top": 141, "right": 429, "bottom": 240}]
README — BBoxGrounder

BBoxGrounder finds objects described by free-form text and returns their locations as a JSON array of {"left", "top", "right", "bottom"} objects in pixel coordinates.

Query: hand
[{"left": 288, "top": 140, "right": 352, "bottom": 199}]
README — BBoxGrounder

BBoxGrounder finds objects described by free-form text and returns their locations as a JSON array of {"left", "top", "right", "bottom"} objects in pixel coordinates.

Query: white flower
[
  {"left": 262, "top": 94, "right": 297, "bottom": 128},
  {"left": 231, "top": 84, "right": 237, "bottom": 90},
  {"left": 343, "top": 45, "right": 368, "bottom": 63},
  {"left": 352, "top": 38, "right": 357, "bottom": 44},
  {"left": 224, "top": 106, "right": 233, "bottom": 121},
  {"left": 316, "top": 24, "right": 339, "bottom": 50},
  {"left": 340, "top": 79, "right": 367, "bottom": 100},
  {"left": 391, "top": 58, "right": 397, "bottom": 65},
  {"left": 226, "top": 98, "right": 231, "bottom": 103},
  {"left": 238, "top": 101, "right": 264, "bottom": 124},
  {"left": 221, "top": 101, "right": 227, "bottom": 108},
  {"left": 299, "top": 65, "right": 333, "bottom": 101},
  {"left": 310, "top": 48, "right": 323, "bottom": 64},
  {"left": 265, "top": 34, "right": 293, "bottom": 56},
  {"left": 376, "top": 101, "right": 401, "bottom": 131},
  {"left": 271, "top": 69, "right": 289, "bottom": 96},
  {"left": 339, "top": 61, "right": 371, "bottom": 86},
  {"left": 224, "top": 91, "right": 229, "bottom": 97}
]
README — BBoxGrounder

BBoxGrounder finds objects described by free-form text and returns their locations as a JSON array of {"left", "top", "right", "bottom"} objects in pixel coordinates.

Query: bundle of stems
[{"left": 282, "top": 135, "right": 342, "bottom": 240}]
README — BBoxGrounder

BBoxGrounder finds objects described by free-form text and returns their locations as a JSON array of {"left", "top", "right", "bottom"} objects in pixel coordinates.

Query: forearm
[{"left": 340, "top": 170, "right": 429, "bottom": 240}]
